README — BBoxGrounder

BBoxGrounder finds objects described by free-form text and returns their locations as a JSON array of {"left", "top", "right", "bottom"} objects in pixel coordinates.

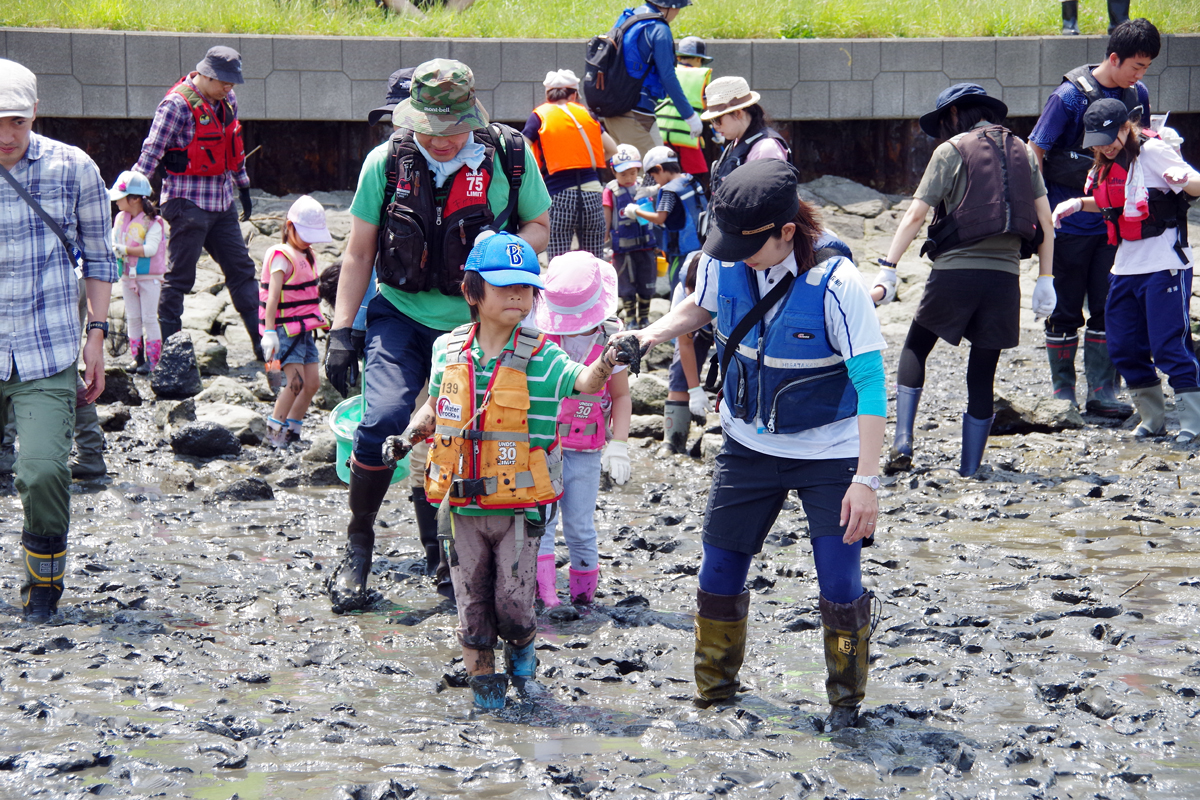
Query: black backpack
[{"left": 582, "top": 12, "right": 663, "bottom": 118}]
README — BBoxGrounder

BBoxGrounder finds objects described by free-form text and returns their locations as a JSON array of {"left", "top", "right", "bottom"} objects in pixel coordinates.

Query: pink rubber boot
[
  {"left": 537, "top": 555, "right": 560, "bottom": 608},
  {"left": 568, "top": 567, "right": 600, "bottom": 605},
  {"left": 145, "top": 339, "right": 162, "bottom": 372}
]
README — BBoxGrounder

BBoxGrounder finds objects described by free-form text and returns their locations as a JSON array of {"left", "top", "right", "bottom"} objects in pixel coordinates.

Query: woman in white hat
[
  {"left": 523, "top": 70, "right": 619, "bottom": 258},
  {"left": 702, "top": 75, "right": 790, "bottom": 196}
]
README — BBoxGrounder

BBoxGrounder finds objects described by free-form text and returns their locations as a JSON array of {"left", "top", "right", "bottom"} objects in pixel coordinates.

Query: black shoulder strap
[
  {"left": 614, "top": 11, "right": 664, "bottom": 37},
  {"left": 488, "top": 123, "right": 526, "bottom": 234},
  {"left": 381, "top": 131, "right": 409, "bottom": 225},
  {"left": 1064, "top": 65, "right": 1105, "bottom": 104},
  {"left": 719, "top": 268, "right": 795, "bottom": 379},
  {"left": 0, "top": 163, "right": 80, "bottom": 265}
]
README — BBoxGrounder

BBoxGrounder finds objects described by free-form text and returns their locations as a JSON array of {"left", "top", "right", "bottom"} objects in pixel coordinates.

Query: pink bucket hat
[{"left": 534, "top": 251, "right": 619, "bottom": 335}]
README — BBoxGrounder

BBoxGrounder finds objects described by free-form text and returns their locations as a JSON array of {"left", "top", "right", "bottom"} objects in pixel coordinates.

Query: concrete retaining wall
[{"left": 4, "top": 27, "right": 1200, "bottom": 122}]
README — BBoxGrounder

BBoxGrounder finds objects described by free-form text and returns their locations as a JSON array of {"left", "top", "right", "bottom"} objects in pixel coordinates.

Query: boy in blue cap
[{"left": 382, "top": 231, "right": 627, "bottom": 709}]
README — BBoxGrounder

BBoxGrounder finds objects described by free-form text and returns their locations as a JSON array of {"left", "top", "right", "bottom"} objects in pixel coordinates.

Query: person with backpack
[
  {"left": 1028, "top": 18, "right": 1158, "bottom": 418},
  {"left": 323, "top": 59, "right": 551, "bottom": 614},
  {"left": 654, "top": 37, "right": 712, "bottom": 185},
  {"left": 586, "top": 0, "right": 703, "bottom": 159}
]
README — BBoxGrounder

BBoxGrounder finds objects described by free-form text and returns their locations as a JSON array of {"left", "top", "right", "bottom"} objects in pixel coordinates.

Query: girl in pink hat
[{"left": 533, "top": 251, "right": 632, "bottom": 606}]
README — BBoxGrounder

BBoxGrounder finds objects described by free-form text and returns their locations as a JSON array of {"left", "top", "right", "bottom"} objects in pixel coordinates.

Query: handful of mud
[{"left": 606, "top": 333, "right": 649, "bottom": 376}]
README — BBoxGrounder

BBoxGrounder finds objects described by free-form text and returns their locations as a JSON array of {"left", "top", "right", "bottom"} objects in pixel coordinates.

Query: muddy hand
[
  {"left": 607, "top": 333, "right": 648, "bottom": 376},
  {"left": 382, "top": 435, "right": 413, "bottom": 470}
]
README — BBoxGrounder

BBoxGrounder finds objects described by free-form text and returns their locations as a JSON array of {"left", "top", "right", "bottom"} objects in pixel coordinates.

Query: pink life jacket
[
  {"left": 546, "top": 319, "right": 622, "bottom": 452},
  {"left": 258, "top": 243, "right": 328, "bottom": 336},
  {"left": 118, "top": 211, "right": 168, "bottom": 276}
]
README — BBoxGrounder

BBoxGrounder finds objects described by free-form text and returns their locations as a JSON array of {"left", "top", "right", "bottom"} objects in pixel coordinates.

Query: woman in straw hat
[{"left": 703, "top": 75, "right": 790, "bottom": 197}]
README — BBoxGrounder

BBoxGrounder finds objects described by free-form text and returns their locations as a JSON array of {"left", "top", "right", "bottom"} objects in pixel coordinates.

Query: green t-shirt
[
  {"left": 915, "top": 122, "right": 1047, "bottom": 275},
  {"left": 429, "top": 325, "right": 585, "bottom": 518},
  {"left": 348, "top": 135, "right": 553, "bottom": 332}
]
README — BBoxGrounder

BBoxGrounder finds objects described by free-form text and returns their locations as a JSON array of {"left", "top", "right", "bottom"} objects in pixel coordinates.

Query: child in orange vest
[
  {"left": 109, "top": 171, "right": 168, "bottom": 374},
  {"left": 381, "top": 232, "right": 627, "bottom": 709},
  {"left": 259, "top": 195, "right": 331, "bottom": 447}
]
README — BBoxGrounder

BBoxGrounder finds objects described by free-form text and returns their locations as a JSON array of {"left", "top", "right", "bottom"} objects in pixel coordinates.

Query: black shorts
[
  {"left": 702, "top": 434, "right": 859, "bottom": 555},
  {"left": 914, "top": 268, "right": 1020, "bottom": 350}
]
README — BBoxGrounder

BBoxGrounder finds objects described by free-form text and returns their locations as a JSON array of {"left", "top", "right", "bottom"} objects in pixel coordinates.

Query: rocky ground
[{"left": 0, "top": 187, "right": 1197, "bottom": 799}]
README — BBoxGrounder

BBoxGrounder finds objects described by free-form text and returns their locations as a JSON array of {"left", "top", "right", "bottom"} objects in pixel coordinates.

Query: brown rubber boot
[
  {"left": 820, "top": 591, "right": 874, "bottom": 731},
  {"left": 694, "top": 588, "right": 750, "bottom": 707}
]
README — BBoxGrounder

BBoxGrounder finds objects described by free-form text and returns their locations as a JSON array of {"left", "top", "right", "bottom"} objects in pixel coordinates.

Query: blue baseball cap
[
  {"left": 465, "top": 232, "right": 544, "bottom": 289},
  {"left": 108, "top": 170, "right": 153, "bottom": 200}
]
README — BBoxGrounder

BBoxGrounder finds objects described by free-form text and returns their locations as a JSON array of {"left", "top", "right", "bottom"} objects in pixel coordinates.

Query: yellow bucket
[
  {"left": 656, "top": 254, "right": 668, "bottom": 277},
  {"left": 328, "top": 395, "right": 409, "bottom": 485}
]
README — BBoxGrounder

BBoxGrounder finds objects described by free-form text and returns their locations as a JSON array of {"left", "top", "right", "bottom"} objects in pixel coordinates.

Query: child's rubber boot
[
  {"left": 469, "top": 673, "right": 509, "bottom": 709},
  {"left": 266, "top": 417, "right": 289, "bottom": 449},
  {"left": 568, "top": 567, "right": 599, "bottom": 605},
  {"left": 536, "top": 554, "right": 560, "bottom": 608},
  {"left": 663, "top": 400, "right": 690, "bottom": 454},
  {"left": 140, "top": 339, "right": 161, "bottom": 375},
  {"left": 128, "top": 338, "right": 144, "bottom": 373},
  {"left": 504, "top": 639, "right": 538, "bottom": 679}
]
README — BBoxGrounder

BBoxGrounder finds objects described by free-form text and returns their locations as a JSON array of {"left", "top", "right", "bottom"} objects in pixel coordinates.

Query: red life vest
[
  {"left": 258, "top": 244, "right": 328, "bottom": 337},
  {"left": 164, "top": 75, "right": 246, "bottom": 178}
]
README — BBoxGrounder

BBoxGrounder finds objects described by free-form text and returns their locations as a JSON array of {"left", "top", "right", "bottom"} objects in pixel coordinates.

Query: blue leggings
[{"left": 698, "top": 538, "right": 863, "bottom": 603}]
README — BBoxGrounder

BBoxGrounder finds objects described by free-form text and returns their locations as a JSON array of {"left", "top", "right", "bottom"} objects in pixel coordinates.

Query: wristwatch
[
  {"left": 86, "top": 321, "right": 109, "bottom": 339},
  {"left": 876, "top": 257, "right": 896, "bottom": 268},
  {"left": 851, "top": 474, "right": 880, "bottom": 491}
]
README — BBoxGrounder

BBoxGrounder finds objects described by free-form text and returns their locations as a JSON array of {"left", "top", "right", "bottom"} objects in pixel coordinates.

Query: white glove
[
  {"left": 685, "top": 113, "right": 704, "bottom": 139},
  {"left": 1052, "top": 198, "right": 1082, "bottom": 228},
  {"left": 1031, "top": 275, "right": 1057, "bottom": 318},
  {"left": 112, "top": 243, "right": 127, "bottom": 258},
  {"left": 873, "top": 267, "right": 898, "bottom": 305},
  {"left": 261, "top": 329, "right": 280, "bottom": 362},
  {"left": 688, "top": 385, "right": 710, "bottom": 417},
  {"left": 602, "top": 440, "right": 631, "bottom": 485},
  {"left": 1163, "top": 166, "right": 1193, "bottom": 186},
  {"left": 622, "top": 203, "right": 641, "bottom": 221}
]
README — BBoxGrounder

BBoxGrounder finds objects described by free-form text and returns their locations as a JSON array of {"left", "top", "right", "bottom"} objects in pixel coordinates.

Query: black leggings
[{"left": 897, "top": 322, "right": 1001, "bottom": 420}]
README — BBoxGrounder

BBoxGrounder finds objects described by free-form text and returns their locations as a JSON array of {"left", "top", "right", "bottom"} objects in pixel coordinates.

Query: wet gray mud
[{"left": 1, "top": 194, "right": 1199, "bottom": 800}]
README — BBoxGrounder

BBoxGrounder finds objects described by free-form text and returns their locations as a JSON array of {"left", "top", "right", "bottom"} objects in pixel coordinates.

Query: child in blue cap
[{"left": 383, "top": 231, "right": 626, "bottom": 709}]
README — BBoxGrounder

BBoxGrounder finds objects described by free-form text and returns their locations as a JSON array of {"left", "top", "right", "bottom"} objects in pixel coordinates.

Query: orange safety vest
[
  {"left": 426, "top": 324, "right": 564, "bottom": 510},
  {"left": 531, "top": 102, "right": 605, "bottom": 175}
]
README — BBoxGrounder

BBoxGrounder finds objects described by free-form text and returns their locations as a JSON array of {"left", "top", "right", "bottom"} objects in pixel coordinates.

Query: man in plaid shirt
[
  {"left": 131, "top": 46, "right": 263, "bottom": 359},
  {"left": 0, "top": 59, "right": 117, "bottom": 621}
]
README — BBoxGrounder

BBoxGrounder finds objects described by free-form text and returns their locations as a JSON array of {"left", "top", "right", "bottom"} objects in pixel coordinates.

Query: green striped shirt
[{"left": 429, "top": 325, "right": 585, "bottom": 517}]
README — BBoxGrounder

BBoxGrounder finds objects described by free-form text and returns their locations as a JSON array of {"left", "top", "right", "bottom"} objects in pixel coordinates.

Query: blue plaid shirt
[{"left": 0, "top": 133, "right": 118, "bottom": 382}]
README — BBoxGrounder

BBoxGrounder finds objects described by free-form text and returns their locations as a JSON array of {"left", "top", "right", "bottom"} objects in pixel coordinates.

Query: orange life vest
[
  {"left": 531, "top": 102, "right": 605, "bottom": 175},
  {"left": 164, "top": 75, "right": 246, "bottom": 178}
]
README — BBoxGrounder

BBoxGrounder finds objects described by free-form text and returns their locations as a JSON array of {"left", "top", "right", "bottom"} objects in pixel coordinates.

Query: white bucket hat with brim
[{"left": 700, "top": 76, "right": 761, "bottom": 121}]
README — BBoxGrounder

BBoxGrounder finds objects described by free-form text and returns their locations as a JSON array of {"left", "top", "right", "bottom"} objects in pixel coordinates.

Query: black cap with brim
[
  {"left": 1081, "top": 97, "right": 1129, "bottom": 148},
  {"left": 368, "top": 68, "right": 416, "bottom": 126},
  {"left": 702, "top": 159, "right": 801, "bottom": 263},
  {"left": 917, "top": 83, "right": 1008, "bottom": 138}
]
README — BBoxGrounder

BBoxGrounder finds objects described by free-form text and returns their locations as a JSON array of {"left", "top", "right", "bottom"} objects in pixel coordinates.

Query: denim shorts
[{"left": 276, "top": 328, "right": 319, "bottom": 365}]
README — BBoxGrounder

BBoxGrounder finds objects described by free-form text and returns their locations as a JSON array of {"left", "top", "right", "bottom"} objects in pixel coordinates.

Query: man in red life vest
[{"left": 131, "top": 46, "right": 262, "bottom": 360}]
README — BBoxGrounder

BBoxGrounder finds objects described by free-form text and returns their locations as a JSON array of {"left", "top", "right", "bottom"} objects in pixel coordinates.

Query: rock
[
  {"left": 194, "top": 402, "right": 268, "bottom": 446},
  {"left": 1076, "top": 684, "right": 1121, "bottom": 720},
  {"left": 628, "top": 414, "right": 664, "bottom": 440},
  {"left": 97, "top": 404, "right": 131, "bottom": 432},
  {"left": 180, "top": 292, "right": 228, "bottom": 335},
  {"left": 170, "top": 421, "right": 242, "bottom": 458},
  {"left": 302, "top": 431, "right": 339, "bottom": 463},
  {"left": 192, "top": 333, "right": 229, "bottom": 376},
  {"left": 151, "top": 333, "right": 204, "bottom": 400},
  {"left": 213, "top": 477, "right": 274, "bottom": 502},
  {"left": 824, "top": 214, "right": 865, "bottom": 241},
  {"left": 305, "top": 464, "right": 342, "bottom": 486},
  {"left": 643, "top": 341, "right": 674, "bottom": 372},
  {"left": 312, "top": 376, "right": 353, "bottom": 410},
  {"left": 629, "top": 374, "right": 669, "bottom": 415},
  {"left": 952, "top": 745, "right": 976, "bottom": 772},
  {"left": 701, "top": 433, "right": 723, "bottom": 460},
  {"left": 154, "top": 398, "right": 197, "bottom": 430},
  {"left": 648, "top": 298, "right": 670, "bottom": 324},
  {"left": 842, "top": 199, "right": 887, "bottom": 218},
  {"left": 250, "top": 372, "right": 276, "bottom": 401},
  {"left": 992, "top": 393, "right": 1085, "bottom": 435},
  {"left": 801, "top": 175, "right": 891, "bottom": 212},
  {"left": 96, "top": 366, "right": 141, "bottom": 406},
  {"left": 196, "top": 376, "right": 258, "bottom": 408}
]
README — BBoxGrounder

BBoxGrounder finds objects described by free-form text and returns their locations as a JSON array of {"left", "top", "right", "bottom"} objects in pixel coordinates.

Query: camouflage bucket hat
[{"left": 392, "top": 58, "right": 490, "bottom": 137}]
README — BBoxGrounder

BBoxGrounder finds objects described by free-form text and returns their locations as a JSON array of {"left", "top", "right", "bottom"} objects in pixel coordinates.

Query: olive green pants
[{"left": 0, "top": 366, "right": 75, "bottom": 536}]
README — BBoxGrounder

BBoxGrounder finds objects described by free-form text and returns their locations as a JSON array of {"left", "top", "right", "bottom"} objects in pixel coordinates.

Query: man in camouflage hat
[{"left": 324, "top": 58, "right": 551, "bottom": 613}]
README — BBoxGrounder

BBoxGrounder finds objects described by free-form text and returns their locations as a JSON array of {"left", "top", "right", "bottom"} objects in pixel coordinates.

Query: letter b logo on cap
[{"left": 507, "top": 243, "right": 523, "bottom": 267}]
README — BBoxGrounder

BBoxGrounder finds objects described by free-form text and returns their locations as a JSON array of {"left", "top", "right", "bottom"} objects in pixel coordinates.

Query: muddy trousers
[{"left": 450, "top": 512, "right": 543, "bottom": 652}]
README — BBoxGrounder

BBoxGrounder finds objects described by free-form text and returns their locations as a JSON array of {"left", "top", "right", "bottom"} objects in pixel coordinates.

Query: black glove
[
  {"left": 382, "top": 434, "right": 414, "bottom": 470},
  {"left": 325, "top": 327, "right": 360, "bottom": 398},
  {"left": 239, "top": 187, "right": 252, "bottom": 222},
  {"left": 350, "top": 328, "right": 367, "bottom": 362}
]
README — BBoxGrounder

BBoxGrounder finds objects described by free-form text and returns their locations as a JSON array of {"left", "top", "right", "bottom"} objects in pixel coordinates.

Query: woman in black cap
[
  {"left": 612, "top": 158, "right": 886, "bottom": 729},
  {"left": 872, "top": 83, "right": 1056, "bottom": 477}
]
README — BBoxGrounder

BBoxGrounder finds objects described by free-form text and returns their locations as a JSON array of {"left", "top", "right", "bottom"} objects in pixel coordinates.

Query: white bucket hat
[
  {"left": 700, "top": 76, "right": 761, "bottom": 121},
  {"left": 287, "top": 195, "right": 333, "bottom": 244},
  {"left": 543, "top": 69, "right": 580, "bottom": 90}
]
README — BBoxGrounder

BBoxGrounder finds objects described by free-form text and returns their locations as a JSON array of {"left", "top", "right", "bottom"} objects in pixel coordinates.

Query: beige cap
[{"left": 0, "top": 59, "right": 37, "bottom": 119}]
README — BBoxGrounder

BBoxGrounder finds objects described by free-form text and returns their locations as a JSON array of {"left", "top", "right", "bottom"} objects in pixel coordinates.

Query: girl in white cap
[
  {"left": 259, "top": 195, "right": 332, "bottom": 447},
  {"left": 109, "top": 170, "right": 169, "bottom": 374}
]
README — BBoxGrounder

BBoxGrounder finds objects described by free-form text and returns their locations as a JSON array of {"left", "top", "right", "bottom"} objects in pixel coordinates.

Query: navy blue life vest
[
  {"left": 609, "top": 181, "right": 655, "bottom": 253},
  {"left": 659, "top": 174, "right": 706, "bottom": 257}
]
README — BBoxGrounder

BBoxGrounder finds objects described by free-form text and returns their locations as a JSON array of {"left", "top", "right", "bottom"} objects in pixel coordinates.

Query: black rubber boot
[
  {"left": 694, "top": 588, "right": 751, "bottom": 708},
  {"left": 409, "top": 487, "right": 440, "bottom": 573},
  {"left": 1045, "top": 331, "right": 1079, "bottom": 405},
  {"left": 1061, "top": 0, "right": 1080, "bottom": 34},
  {"left": 1083, "top": 330, "right": 1132, "bottom": 419},
  {"left": 158, "top": 318, "right": 182, "bottom": 343},
  {"left": 885, "top": 385, "right": 922, "bottom": 473},
  {"left": 820, "top": 592, "right": 873, "bottom": 731},
  {"left": 21, "top": 530, "right": 67, "bottom": 623},
  {"left": 240, "top": 308, "right": 265, "bottom": 362},
  {"left": 329, "top": 461, "right": 394, "bottom": 613},
  {"left": 1107, "top": 0, "right": 1129, "bottom": 33}
]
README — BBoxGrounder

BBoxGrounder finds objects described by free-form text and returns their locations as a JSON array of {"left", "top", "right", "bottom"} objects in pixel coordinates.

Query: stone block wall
[{"left": 3, "top": 28, "right": 1199, "bottom": 122}]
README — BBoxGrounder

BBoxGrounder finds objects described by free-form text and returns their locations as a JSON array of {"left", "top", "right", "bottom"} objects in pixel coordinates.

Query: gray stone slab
[
  {"left": 73, "top": 32, "right": 127, "bottom": 87},
  {"left": 342, "top": 37, "right": 400, "bottom": 80},
  {"left": 1139, "top": 74, "right": 1158, "bottom": 112},
  {"left": 829, "top": 81, "right": 872, "bottom": 118},
  {"left": 451, "top": 39, "right": 503, "bottom": 90},
  {"left": 300, "top": 71, "right": 352, "bottom": 119},
  {"left": 996, "top": 39, "right": 1040, "bottom": 87},
  {"left": 851, "top": 40, "right": 880, "bottom": 81},
  {"left": 178, "top": 35, "right": 239, "bottom": 78},
  {"left": 1086, "top": 36, "right": 1108, "bottom": 65},
  {"left": 1038, "top": 84, "right": 1056, "bottom": 111},
  {"left": 556, "top": 42, "right": 587, "bottom": 81},
  {"left": 1039, "top": 36, "right": 1087, "bottom": 84},
  {"left": 1169, "top": 35, "right": 1200, "bottom": 67},
  {"left": 705, "top": 40, "right": 751, "bottom": 81},
  {"left": 881, "top": 40, "right": 941, "bottom": 72},
  {"left": 943, "top": 39, "right": 994, "bottom": 80},
  {"left": 903, "top": 71, "right": 950, "bottom": 118},
  {"left": 972, "top": 77, "right": 1003, "bottom": 100},
  {"left": 128, "top": 85, "right": 168, "bottom": 118},
  {"left": 125, "top": 33, "right": 180, "bottom": 87},
  {"left": 400, "top": 39, "right": 450, "bottom": 69},
  {"left": 873, "top": 72, "right": 904, "bottom": 118},
  {"left": 237, "top": 35, "right": 274, "bottom": 80},
  {"left": 276, "top": 37, "right": 341, "bottom": 72},
  {"left": 475, "top": 89, "right": 494, "bottom": 120},
  {"left": 0, "top": 31, "right": 5, "bottom": 59},
  {"left": 757, "top": 89, "right": 791, "bottom": 121},
  {"left": 35, "top": 74, "right": 82, "bottom": 116},
  {"left": 236, "top": 78, "right": 266, "bottom": 120},
  {"left": 753, "top": 41, "right": 800, "bottom": 89},
  {"left": 83, "top": 85, "right": 125, "bottom": 117},
  {"left": 502, "top": 40, "right": 558, "bottom": 83},
  {"left": 8, "top": 29, "right": 72, "bottom": 74},
  {"left": 265, "top": 71, "right": 300, "bottom": 120},
  {"left": 1145, "top": 36, "right": 1167, "bottom": 76},
  {"left": 1192, "top": 67, "right": 1200, "bottom": 110},
  {"left": 797, "top": 41, "right": 851, "bottom": 82},
  {"left": 1000, "top": 85, "right": 1040, "bottom": 117},
  {"left": 352, "top": 79, "right": 384, "bottom": 123},
  {"left": 492, "top": 81, "right": 535, "bottom": 122}
]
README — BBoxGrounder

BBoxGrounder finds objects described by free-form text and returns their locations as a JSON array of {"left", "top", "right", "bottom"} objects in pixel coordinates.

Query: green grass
[{"left": 2, "top": 0, "right": 1198, "bottom": 39}]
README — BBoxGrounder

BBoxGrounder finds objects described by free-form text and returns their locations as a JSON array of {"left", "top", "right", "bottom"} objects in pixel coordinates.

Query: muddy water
[{"left": 2, "top": 332, "right": 1200, "bottom": 800}]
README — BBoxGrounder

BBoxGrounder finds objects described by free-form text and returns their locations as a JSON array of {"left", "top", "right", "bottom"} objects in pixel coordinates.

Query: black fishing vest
[
  {"left": 709, "top": 127, "right": 790, "bottom": 196},
  {"left": 1042, "top": 65, "right": 1142, "bottom": 191}
]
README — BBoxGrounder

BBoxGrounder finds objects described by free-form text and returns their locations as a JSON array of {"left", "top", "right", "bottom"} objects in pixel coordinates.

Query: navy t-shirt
[{"left": 1029, "top": 77, "right": 1151, "bottom": 237}]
